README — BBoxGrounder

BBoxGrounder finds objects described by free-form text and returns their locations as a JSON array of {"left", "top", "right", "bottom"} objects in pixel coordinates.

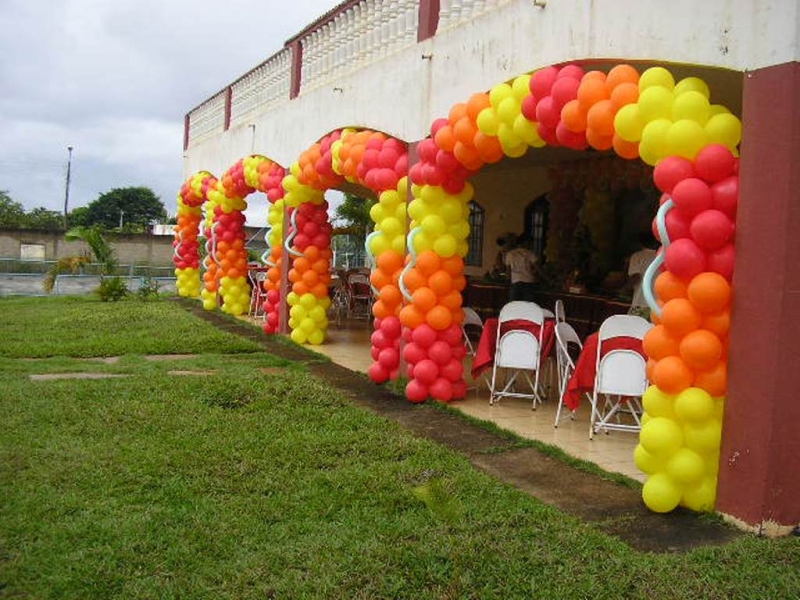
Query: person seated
[{"left": 624, "top": 232, "right": 659, "bottom": 318}]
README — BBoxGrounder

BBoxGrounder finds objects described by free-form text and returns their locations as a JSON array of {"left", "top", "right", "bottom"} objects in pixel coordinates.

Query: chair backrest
[
  {"left": 555, "top": 322, "right": 582, "bottom": 365},
  {"left": 495, "top": 302, "right": 544, "bottom": 370},
  {"left": 462, "top": 307, "right": 483, "bottom": 328},
  {"left": 554, "top": 299, "right": 566, "bottom": 323},
  {"left": 347, "top": 271, "right": 371, "bottom": 297},
  {"left": 595, "top": 314, "right": 652, "bottom": 396}
]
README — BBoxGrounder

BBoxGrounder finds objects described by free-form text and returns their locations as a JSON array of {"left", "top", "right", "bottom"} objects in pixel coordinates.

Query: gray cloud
[{"left": 0, "top": 0, "right": 338, "bottom": 224}]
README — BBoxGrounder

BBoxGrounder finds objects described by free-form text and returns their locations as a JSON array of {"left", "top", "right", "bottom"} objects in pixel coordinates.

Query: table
[
  {"left": 471, "top": 318, "right": 555, "bottom": 379},
  {"left": 563, "top": 332, "right": 646, "bottom": 411}
]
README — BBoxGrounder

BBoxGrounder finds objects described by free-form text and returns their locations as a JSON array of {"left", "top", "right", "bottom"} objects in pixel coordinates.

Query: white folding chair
[
  {"left": 554, "top": 299, "right": 566, "bottom": 323},
  {"left": 248, "top": 270, "right": 268, "bottom": 318},
  {"left": 489, "top": 301, "right": 545, "bottom": 409},
  {"left": 553, "top": 321, "right": 583, "bottom": 427},
  {"left": 346, "top": 270, "right": 372, "bottom": 319},
  {"left": 462, "top": 307, "right": 483, "bottom": 356},
  {"left": 589, "top": 315, "right": 653, "bottom": 439}
]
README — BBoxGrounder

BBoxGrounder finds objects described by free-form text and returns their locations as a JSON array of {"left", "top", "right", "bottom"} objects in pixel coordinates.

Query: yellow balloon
[
  {"left": 413, "top": 231, "right": 432, "bottom": 253},
  {"left": 639, "top": 118, "right": 672, "bottom": 166},
  {"left": 642, "top": 473, "right": 682, "bottom": 513},
  {"left": 642, "top": 386, "right": 676, "bottom": 419},
  {"left": 308, "top": 329, "right": 325, "bottom": 345},
  {"left": 476, "top": 108, "right": 500, "bottom": 136},
  {"left": 380, "top": 217, "right": 403, "bottom": 237},
  {"left": 674, "top": 76, "right": 710, "bottom": 99},
  {"left": 683, "top": 419, "right": 722, "bottom": 454},
  {"left": 680, "top": 476, "right": 717, "bottom": 512},
  {"left": 640, "top": 416, "right": 684, "bottom": 457},
  {"left": 290, "top": 328, "right": 307, "bottom": 344},
  {"left": 671, "top": 91, "right": 710, "bottom": 124},
  {"left": 504, "top": 143, "right": 529, "bottom": 158},
  {"left": 512, "top": 74, "right": 531, "bottom": 101},
  {"left": 674, "top": 387, "right": 714, "bottom": 423},
  {"left": 705, "top": 113, "right": 742, "bottom": 150},
  {"left": 407, "top": 198, "right": 426, "bottom": 222},
  {"left": 497, "top": 97, "right": 521, "bottom": 124},
  {"left": 614, "top": 104, "right": 645, "bottom": 142},
  {"left": 489, "top": 83, "right": 513, "bottom": 109},
  {"left": 634, "top": 444, "right": 664, "bottom": 475},
  {"left": 666, "top": 119, "right": 708, "bottom": 160},
  {"left": 665, "top": 448, "right": 706, "bottom": 484},
  {"left": 391, "top": 235, "right": 406, "bottom": 255},
  {"left": 420, "top": 184, "right": 446, "bottom": 205},
  {"left": 639, "top": 66, "right": 675, "bottom": 91},
  {"left": 637, "top": 86, "right": 674, "bottom": 122},
  {"left": 422, "top": 214, "right": 446, "bottom": 236},
  {"left": 433, "top": 234, "right": 457, "bottom": 257},
  {"left": 497, "top": 123, "right": 522, "bottom": 150},
  {"left": 513, "top": 113, "right": 542, "bottom": 145}
]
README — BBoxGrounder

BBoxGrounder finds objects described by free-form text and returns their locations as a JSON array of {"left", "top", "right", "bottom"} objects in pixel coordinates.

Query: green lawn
[{"left": 1, "top": 296, "right": 798, "bottom": 599}]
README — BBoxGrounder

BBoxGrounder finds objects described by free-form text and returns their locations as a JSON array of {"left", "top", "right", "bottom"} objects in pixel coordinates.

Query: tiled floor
[{"left": 264, "top": 316, "right": 644, "bottom": 483}]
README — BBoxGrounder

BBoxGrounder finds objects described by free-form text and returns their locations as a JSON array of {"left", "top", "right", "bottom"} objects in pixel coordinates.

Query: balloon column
[
  {"left": 636, "top": 142, "right": 739, "bottom": 513},
  {"left": 174, "top": 171, "right": 217, "bottom": 297},
  {"left": 255, "top": 160, "right": 286, "bottom": 334},
  {"left": 282, "top": 132, "right": 340, "bottom": 345},
  {"left": 331, "top": 129, "right": 409, "bottom": 382}
]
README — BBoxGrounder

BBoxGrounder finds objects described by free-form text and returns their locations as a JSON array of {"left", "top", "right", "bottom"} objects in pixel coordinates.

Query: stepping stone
[
  {"left": 167, "top": 370, "right": 216, "bottom": 376},
  {"left": 29, "top": 373, "right": 129, "bottom": 381},
  {"left": 145, "top": 354, "right": 198, "bottom": 361}
]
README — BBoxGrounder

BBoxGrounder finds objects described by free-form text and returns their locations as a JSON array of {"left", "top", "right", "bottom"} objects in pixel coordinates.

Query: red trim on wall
[
  {"left": 289, "top": 40, "right": 303, "bottom": 100},
  {"left": 224, "top": 87, "right": 232, "bottom": 131},
  {"left": 183, "top": 114, "right": 190, "bottom": 151},
  {"left": 418, "top": 0, "right": 440, "bottom": 42},
  {"left": 718, "top": 61, "right": 800, "bottom": 530}
]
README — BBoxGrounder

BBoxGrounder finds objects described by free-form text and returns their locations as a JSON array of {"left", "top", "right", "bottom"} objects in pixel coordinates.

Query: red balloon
[
  {"left": 370, "top": 346, "right": 380, "bottom": 361},
  {"left": 556, "top": 123, "right": 589, "bottom": 150},
  {"left": 450, "top": 380, "right": 467, "bottom": 399},
  {"left": 557, "top": 64, "right": 585, "bottom": 81},
  {"left": 402, "top": 327, "right": 413, "bottom": 342},
  {"left": 706, "top": 243, "right": 735, "bottom": 280},
  {"left": 369, "top": 362, "right": 390, "bottom": 383},
  {"left": 370, "top": 330, "right": 388, "bottom": 348},
  {"left": 711, "top": 175, "right": 739, "bottom": 219},
  {"left": 521, "top": 95, "right": 537, "bottom": 120},
  {"left": 653, "top": 156, "right": 696, "bottom": 193},
  {"left": 664, "top": 208, "right": 692, "bottom": 241},
  {"left": 671, "top": 178, "right": 713, "bottom": 217},
  {"left": 665, "top": 238, "right": 707, "bottom": 280},
  {"left": 551, "top": 77, "right": 580, "bottom": 108},
  {"left": 402, "top": 341, "right": 426, "bottom": 365},
  {"left": 695, "top": 144, "right": 736, "bottom": 183},
  {"left": 378, "top": 347, "right": 400, "bottom": 369},
  {"left": 414, "top": 359, "right": 439, "bottom": 386},
  {"left": 690, "top": 209, "right": 734, "bottom": 251},
  {"left": 535, "top": 96, "right": 560, "bottom": 129},
  {"left": 440, "top": 358, "right": 464, "bottom": 382},
  {"left": 405, "top": 379, "right": 428, "bottom": 403},
  {"left": 381, "top": 315, "right": 402, "bottom": 339},
  {"left": 428, "top": 340, "right": 453, "bottom": 366},
  {"left": 411, "top": 324, "right": 437, "bottom": 348},
  {"left": 530, "top": 66, "right": 558, "bottom": 100},
  {"left": 429, "top": 377, "right": 453, "bottom": 402}
]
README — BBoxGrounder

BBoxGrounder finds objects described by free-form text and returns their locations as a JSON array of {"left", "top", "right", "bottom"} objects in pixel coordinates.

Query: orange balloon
[
  {"left": 466, "top": 92, "right": 492, "bottom": 121},
  {"left": 403, "top": 267, "right": 426, "bottom": 292},
  {"left": 370, "top": 269, "right": 391, "bottom": 290},
  {"left": 651, "top": 356, "right": 694, "bottom": 394},
  {"left": 582, "top": 70, "right": 607, "bottom": 82},
  {"left": 434, "top": 126, "right": 457, "bottom": 153},
  {"left": 586, "top": 128, "right": 614, "bottom": 151},
  {"left": 701, "top": 309, "right": 731, "bottom": 338},
  {"left": 305, "top": 246, "right": 321, "bottom": 262},
  {"left": 586, "top": 100, "right": 616, "bottom": 137},
  {"left": 679, "top": 330, "right": 723, "bottom": 370},
  {"left": 661, "top": 298, "right": 702, "bottom": 337},
  {"left": 416, "top": 251, "right": 442, "bottom": 277},
  {"left": 612, "top": 134, "right": 639, "bottom": 160},
  {"left": 312, "top": 259, "right": 328, "bottom": 274},
  {"left": 606, "top": 64, "right": 640, "bottom": 89},
  {"left": 693, "top": 360, "right": 727, "bottom": 397},
  {"left": 453, "top": 141, "right": 481, "bottom": 167},
  {"left": 412, "top": 287, "right": 437, "bottom": 312},
  {"left": 379, "top": 284, "right": 402, "bottom": 307},
  {"left": 311, "top": 282, "right": 328, "bottom": 298},
  {"left": 687, "top": 272, "right": 731, "bottom": 314},
  {"left": 561, "top": 99, "right": 587, "bottom": 133},
  {"left": 301, "top": 269, "right": 319, "bottom": 287},
  {"left": 452, "top": 275, "right": 467, "bottom": 292},
  {"left": 646, "top": 358, "right": 658, "bottom": 382},
  {"left": 451, "top": 307, "right": 465, "bottom": 326},
  {"left": 643, "top": 324, "right": 680, "bottom": 360},
  {"left": 372, "top": 299, "right": 390, "bottom": 320},
  {"left": 448, "top": 102, "right": 469, "bottom": 124},
  {"left": 428, "top": 270, "right": 453, "bottom": 296},
  {"left": 320, "top": 248, "right": 333, "bottom": 261},
  {"left": 426, "top": 305, "right": 453, "bottom": 331},
  {"left": 227, "top": 268, "right": 241, "bottom": 280},
  {"left": 439, "top": 290, "right": 463, "bottom": 311},
  {"left": 454, "top": 117, "right": 478, "bottom": 145},
  {"left": 439, "top": 255, "right": 464, "bottom": 276},
  {"left": 293, "top": 256, "right": 310, "bottom": 272},
  {"left": 399, "top": 304, "right": 425, "bottom": 328},
  {"left": 377, "top": 250, "right": 404, "bottom": 273},
  {"left": 610, "top": 82, "right": 639, "bottom": 110},
  {"left": 474, "top": 132, "right": 505, "bottom": 163},
  {"left": 577, "top": 78, "right": 609, "bottom": 110},
  {"left": 292, "top": 281, "right": 308, "bottom": 295},
  {"left": 655, "top": 271, "right": 688, "bottom": 302}
]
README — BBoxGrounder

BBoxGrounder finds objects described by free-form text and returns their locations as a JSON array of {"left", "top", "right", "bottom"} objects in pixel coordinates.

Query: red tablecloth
[
  {"left": 471, "top": 318, "right": 555, "bottom": 379},
  {"left": 563, "top": 333, "right": 646, "bottom": 411}
]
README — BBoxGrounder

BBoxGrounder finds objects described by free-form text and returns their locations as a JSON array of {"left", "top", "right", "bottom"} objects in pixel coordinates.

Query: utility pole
[
  {"left": 63, "top": 145, "right": 73, "bottom": 229},
  {"left": 119, "top": 209, "right": 125, "bottom": 229}
]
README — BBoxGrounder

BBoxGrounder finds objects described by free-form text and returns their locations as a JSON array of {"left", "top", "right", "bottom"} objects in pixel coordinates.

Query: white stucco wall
[{"left": 184, "top": 0, "right": 798, "bottom": 179}]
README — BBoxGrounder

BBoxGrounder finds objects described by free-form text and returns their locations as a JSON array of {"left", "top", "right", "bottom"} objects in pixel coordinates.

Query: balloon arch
[{"left": 174, "top": 62, "right": 742, "bottom": 515}]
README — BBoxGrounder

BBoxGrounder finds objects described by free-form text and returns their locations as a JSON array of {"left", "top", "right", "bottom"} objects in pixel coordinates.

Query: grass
[{"left": 1, "top": 296, "right": 798, "bottom": 599}]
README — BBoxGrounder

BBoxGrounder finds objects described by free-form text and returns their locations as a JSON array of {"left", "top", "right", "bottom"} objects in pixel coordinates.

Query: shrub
[
  {"left": 136, "top": 275, "right": 161, "bottom": 301},
  {"left": 96, "top": 276, "right": 129, "bottom": 302}
]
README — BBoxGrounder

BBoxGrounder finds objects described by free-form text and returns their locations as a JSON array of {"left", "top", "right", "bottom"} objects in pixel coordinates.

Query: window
[
  {"left": 20, "top": 243, "right": 45, "bottom": 261},
  {"left": 466, "top": 201, "right": 484, "bottom": 266},
  {"left": 524, "top": 195, "right": 549, "bottom": 257}
]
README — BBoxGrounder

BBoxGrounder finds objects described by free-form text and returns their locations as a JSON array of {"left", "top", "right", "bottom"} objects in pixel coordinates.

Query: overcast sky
[{"left": 0, "top": 0, "right": 340, "bottom": 225}]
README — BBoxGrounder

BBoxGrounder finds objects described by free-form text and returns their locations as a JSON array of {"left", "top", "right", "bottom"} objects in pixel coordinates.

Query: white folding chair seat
[
  {"left": 589, "top": 315, "right": 653, "bottom": 439},
  {"left": 489, "top": 301, "right": 545, "bottom": 409},
  {"left": 554, "top": 299, "right": 566, "bottom": 323},
  {"left": 553, "top": 321, "right": 584, "bottom": 427},
  {"left": 461, "top": 307, "right": 483, "bottom": 356}
]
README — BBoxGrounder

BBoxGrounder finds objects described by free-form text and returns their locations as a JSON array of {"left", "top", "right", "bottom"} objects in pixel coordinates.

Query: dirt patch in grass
[
  {"left": 167, "top": 370, "right": 217, "bottom": 376},
  {"left": 29, "top": 373, "right": 129, "bottom": 381},
  {"left": 145, "top": 354, "right": 198, "bottom": 361}
]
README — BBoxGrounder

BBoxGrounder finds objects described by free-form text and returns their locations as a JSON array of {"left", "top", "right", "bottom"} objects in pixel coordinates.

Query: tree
[
  {"left": 43, "top": 226, "right": 118, "bottom": 293},
  {"left": 332, "top": 193, "right": 375, "bottom": 241},
  {"left": 0, "top": 190, "right": 26, "bottom": 228},
  {"left": 23, "top": 207, "right": 63, "bottom": 231},
  {"left": 67, "top": 206, "right": 90, "bottom": 228},
  {"left": 83, "top": 187, "right": 167, "bottom": 232}
]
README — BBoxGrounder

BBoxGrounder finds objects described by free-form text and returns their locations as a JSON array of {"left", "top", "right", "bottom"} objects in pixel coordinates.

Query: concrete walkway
[{"left": 177, "top": 298, "right": 741, "bottom": 553}]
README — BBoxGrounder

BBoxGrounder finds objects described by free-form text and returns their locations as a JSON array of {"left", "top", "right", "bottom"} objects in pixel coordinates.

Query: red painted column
[
  {"left": 717, "top": 61, "right": 800, "bottom": 534},
  {"left": 289, "top": 40, "right": 303, "bottom": 100},
  {"left": 417, "top": 0, "right": 440, "bottom": 42},
  {"left": 223, "top": 87, "right": 232, "bottom": 131},
  {"left": 183, "top": 114, "right": 190, "bottom": 151}
]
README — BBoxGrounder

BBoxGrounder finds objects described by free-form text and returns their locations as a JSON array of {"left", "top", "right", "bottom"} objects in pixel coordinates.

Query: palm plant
[{"left": 43, "top": 226, "right": 118, "bottom": 293}]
